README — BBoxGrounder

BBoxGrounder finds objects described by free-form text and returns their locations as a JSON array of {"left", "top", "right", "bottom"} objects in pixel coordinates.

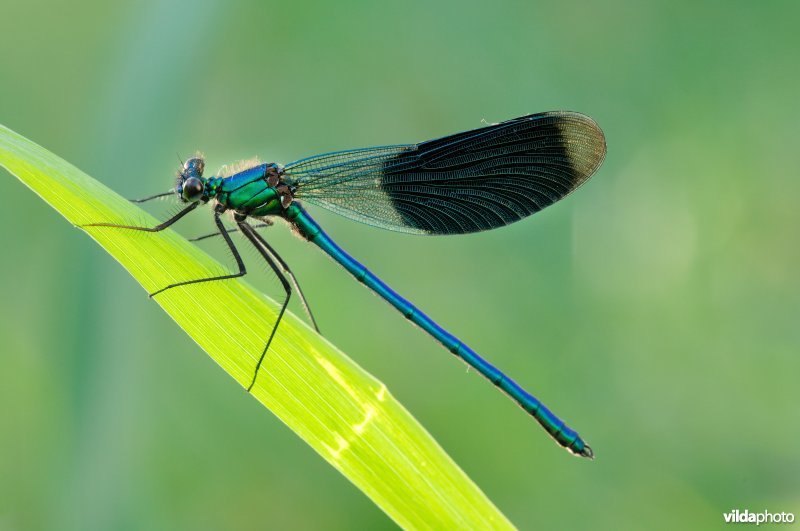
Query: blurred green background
[{"left": 1, "top": 1, "right": 798, "bottom": 529}]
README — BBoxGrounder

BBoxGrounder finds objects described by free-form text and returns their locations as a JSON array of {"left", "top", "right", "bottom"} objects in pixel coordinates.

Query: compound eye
[
  {"left": 183, "top": 157, "right": 205, "bottom": 177},
  {"left": 181, "top": 177, "right": 204, "bottom": 202}
]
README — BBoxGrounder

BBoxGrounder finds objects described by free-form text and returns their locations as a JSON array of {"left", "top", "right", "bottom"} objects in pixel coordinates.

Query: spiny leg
[
  {"left": 148, "top": 207, "right": 247, "bottom": 297},
  {"left": 238, "top": 221, "right": 292, "bottom": 392},
  {"left": 192, "top": 219, "right": 320, "bottom": 333},
  {"left": 247, "top": 227, "right": 320, "bottom": 334},
  {"left": 194, "top": 220, "right": 320, "bottom": 332},
  {"left": 189, "top": 222, "right": 273, "bottom": 242},
  {"left": 129, "top": 191, "right": 174, "bottom": 203},
  {"left": 83, "top": 201, "right": 199, "bottom": 232}
]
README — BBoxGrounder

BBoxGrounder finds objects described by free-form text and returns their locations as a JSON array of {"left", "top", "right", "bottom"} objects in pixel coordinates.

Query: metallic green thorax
[{"left": 204, "top": 163, "right": 288, "bottom": 217}]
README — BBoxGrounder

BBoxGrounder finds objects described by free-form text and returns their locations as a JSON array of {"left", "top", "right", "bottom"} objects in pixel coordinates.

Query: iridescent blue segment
[{"left": 286, "top": 203, "right": 593, "bottom": 458}]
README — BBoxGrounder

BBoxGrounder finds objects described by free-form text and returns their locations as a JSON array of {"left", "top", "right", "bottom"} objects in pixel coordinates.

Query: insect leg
[
  {"left": 247, "top": 227, "right": 320, "bottom": 334},
  {"left": 189, "top": 222, "right": 273, "bottom": 242},
  {"left": 148, "top": 207, "right": 247, "bottom": 297},
  {"left": 83, "top": 201, "right": 199, "bottom": 232},
  {"left": 238, "top": 221, "right": 292, "bottom": 392},
  {"left": 129, "top": 191, "right": 174, "bottom": 203}
]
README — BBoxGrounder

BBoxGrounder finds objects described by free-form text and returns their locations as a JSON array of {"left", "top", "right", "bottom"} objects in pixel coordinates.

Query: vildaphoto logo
[{"left": 723, "top": 509, "right": 795, "bottom": 525}]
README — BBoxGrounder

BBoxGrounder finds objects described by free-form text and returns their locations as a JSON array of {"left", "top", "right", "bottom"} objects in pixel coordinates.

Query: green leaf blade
[{"left": 0, "top": 124, "right": 515, "bottom": 530}]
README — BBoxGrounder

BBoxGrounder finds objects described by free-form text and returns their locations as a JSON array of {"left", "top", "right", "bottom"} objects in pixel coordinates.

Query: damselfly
[{"left": 85, "top": 111, "right": 606, "bottom": 457}]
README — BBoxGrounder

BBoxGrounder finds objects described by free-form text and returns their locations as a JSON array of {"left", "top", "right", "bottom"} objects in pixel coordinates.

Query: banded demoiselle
[{"left": 86, "top": 111, "right": 606, "bottom": 457}]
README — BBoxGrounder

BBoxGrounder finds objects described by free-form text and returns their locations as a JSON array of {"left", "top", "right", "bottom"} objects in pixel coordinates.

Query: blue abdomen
[{"left": 284, "top": 203, "right": 591, "bottom": 457}]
